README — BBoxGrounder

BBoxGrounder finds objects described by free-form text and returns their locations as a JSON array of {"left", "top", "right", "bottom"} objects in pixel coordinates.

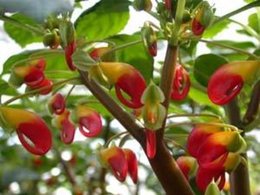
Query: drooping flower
[
  {"left": 145, "top": 129, "right": 157, "bottom": 159},
  {"left": 98, "top": 62, "right": 146, "bottom": 109},
  {"left": 171, "top": 64, "right": 190, "bottom": 101},
  {"left": 208, "top": 60, "right": 260, "bottom": 105},
  {"left": 55, "top": 109, "right": 75, "bottom": 144},
  {"left": 76, "top": 105, "right": 102, "bottom": 137},
  {"left": 48, "top": 93, "right": 66, "bottom": 115},
  {"left": 30, "top": 78, "right": 53, "bottom": 95},
  {"left": 64, "top": 41, "right": 77, "bottom": 71},
  {"left": 99, "top": 146, "right": 128, "bottom": 182},
  {"left": 0, "top": 107, "right": 52, "bottom": 155},
  {"left": 123, "top": 149, "right": 138, "bottom": 184},
  {"left": 141, "top": 22, "right": 157, "bottom": 57}
]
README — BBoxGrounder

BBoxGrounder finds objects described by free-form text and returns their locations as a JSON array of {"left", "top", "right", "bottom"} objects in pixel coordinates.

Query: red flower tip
[
  {"left": 31, "top": 78, "right": 53, "bottom": 95},
  {"left": 24, "top": 67, "right": 45, "bottom": 87},
  {"left": 34, "top": 58, "right": 46, "bottom": 71},
  {"left": 164, "top": 0, "right": 171, "bottom": 11},
  {"left": 123, "top": 149, "right": 138, "bottom": 184},
  {"left": 145, "top": 129, "right": 157, "bottom": 159},
  {"left": 49, "top": 93, "right": 66, "bottom": 115},
  {"left": 148, "top": 42, "right": 157, "bottom": 57},
  {"left": 115, "top": 70, "right": 146, "bottom": 109},
  {"left": 171, "top": 64, "right": 190, "bottom": 101},
  {"left": 76, "top": 106, "right": 102, "bottom": 137},
  {"left": 65, "top": 41, "right": 77, "bottom": 71},
  {"left": 196, "top": 166, "right": 226, "bottom": 192},
  {"left": 192, "top": 19, "right": 205, "bottom": 36},
  {"left": 56, "top": 110, "right": 75, "bottom": 144},
  {"left": 208, "top": 71, "right": 243, "bottom": 105},
  {"left": 100, "top": 146, "right": 128, "bottom": 182}
]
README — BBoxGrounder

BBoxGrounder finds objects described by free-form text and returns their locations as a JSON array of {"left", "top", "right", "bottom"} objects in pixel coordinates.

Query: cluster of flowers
[
  {"left": 9, "top": 59, "right": 53, "bottom": 95},
  {"left": 99, "top": 146, "right": 138, "bottom": 184},
  {"left": 175, "top": 123, "right": 246, "bottom": 192},
  {"left": 49, "top": 93, "right": 103, "bottom": 144}
]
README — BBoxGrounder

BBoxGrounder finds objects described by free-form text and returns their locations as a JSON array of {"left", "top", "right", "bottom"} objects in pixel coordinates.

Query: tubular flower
[
  {"left": 64, "top": 41, "right": 77, "bottom": 71},
  {"left": 99, "top": 146, "right": 128, "bottom": 182},
  {"left": 55, "top": 109, "right": 75, "bottom": 144},
  {"left": 30, "top": 78, "right": 53, "bottom": 95},
  {"left": 141, "top": 82, "right": 166, "bottom": 159},
  {"left": 191, "top": 1, "right": 214, "bottom": 36},
  {"left": 123, "top": 149, "right": 138, "bottom": 184},
  {"left": 145, "top": 129, "right": 157, "bottom": 159},
  {"left": 90, "top": 46, "right": 115, "bottom": 62},
  {"left": 208, "top": 61, "right": 260, "bottom": 105},
  {"left": 48, "top": 93, "right": 66, "bottom": 115},
  {"left": 187, "top": 123, "right": 247, "bottom": 191},
  {"left": 0, "top": 107, "right": 52, "bottom": 155},
  {"left": 10, "top": 59, "right": 46, "bottom": 87},
  {"left": 99, "top": 62, "right": 146, "bottom": 109},
  {"left": 76, "top": 105, "right": 102, "bottom": 137},
  {"left": 176, "top": 156, "right": 198, "bottom": 180},
  {"left": 171, "top": 64, "right": 191, "bottom": 101}
]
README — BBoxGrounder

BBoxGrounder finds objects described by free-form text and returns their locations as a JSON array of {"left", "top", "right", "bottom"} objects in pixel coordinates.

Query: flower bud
[
  {"left": 55, "top": 109, "right": 75, "bottom": 144},
  {"left": 176, "top": 156, "right": 198, "bottom": 180},
  {"left": 76, "top": 105, "right": 102, "bottom": 137},
  {"left": 208, "top": 60, "right": 260, "bottom": 105},
  {"left": 205, "top": 180, "right": 222, "bottom": 195},
  {"left": 0, "top": 107, "right": 52, "bottom": 155},
  {"left": 141, "top": 22, "right": 157, "bottom": 56},
  {"left": 99, "top": 146, "right": 128, "bottom": 182},
  {"left": 192, "top": 1, "right": 214, "bottom": 36},
  {"left": 48, "top": 93, "right": 66, "bottom": 115},
  {"left": 145, "top": 129, "right": 157, "bottom": 159},
  {"left": 30, "top": 78, "right": 53, "bottom": 95},
  {"left": 43, "top": 29, "right": 60, "bottom": 49},
  {"left": 171, "top": 64, "right": 190, "bottom": 101},
  {"left": 133, "top": 0, "right": 152, "bottom": 12},
  {"left": 123, "top": 149, "right": 138, "bottom": 184}
]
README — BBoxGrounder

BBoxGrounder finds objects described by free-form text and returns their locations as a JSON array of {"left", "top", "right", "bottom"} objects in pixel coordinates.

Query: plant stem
[
  {"left": 225, "top": 99, "right": 251, "bottom": 195},
  {"left": 167, "top": 113, "right": 222, "bottom": 121},
  {"left": 0, "top": 15, "right": 44, "bottom": 35},
  {"left": 2, "top": 77, "right": 79, "bottom": 105},
  {"left": 199, "top": 39, "right": 260, "bottom": 59},
  {"left": 243, "top": 80, "right": 260, "bottom": 128},
  {"left": 79, "top": 71, "right": 145, "bottom": 143},
  {"left": 214, "top": 1, "right": 260, "bottom": 24},
  {"left": 101, "top": 40, "right": 143, "bottom": 57},
  {"left": 158, "top": 45, "right": 178, "bottom": 139}
]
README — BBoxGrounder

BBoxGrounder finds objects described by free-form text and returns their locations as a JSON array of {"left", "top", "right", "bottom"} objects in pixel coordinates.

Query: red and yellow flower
[
  {"left": 48, "top": 93, "right": 66, "bottom": 115},
  {"left": 0, "top": 107, "right": 52, "bottom": 155},
  {"left": 176, "top": 156, "right": 197, "bottom": 180},
  {"left": 76, "top": 105, "right": 102, "bottom": 137},
  {"left": 208, "top": 60, "right": 260, "bottom": 105}
]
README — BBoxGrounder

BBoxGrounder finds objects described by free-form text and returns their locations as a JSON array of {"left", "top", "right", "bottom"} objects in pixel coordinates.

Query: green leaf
[
  {"left": 248, "top": 13, "right": 260, "bottom": 33},
  {"left": 72, "top": 49, "right": 97, "bottom": 71},
  {"left": 206, "top": 40, "right": 256, "bottom": 50},
  {"left": 4, "top": 13, "right": 42, "bottom": 47},
  {"left": 193, "top": 54, "right": 228, "bottom": 86},
  {"left": 203, "top": 19, "right": 230, "bottom": 38},
  {"left": 0, "top": 79, "right": 18, "bottom": 96},
  {"left": 108, "top": 34, "right": 153, "bottom": 82},
  {"left": 75, "top": 0, "right": 131, "bottom": 41}
]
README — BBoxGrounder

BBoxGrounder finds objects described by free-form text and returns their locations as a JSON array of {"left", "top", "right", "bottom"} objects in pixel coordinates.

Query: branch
[
  {"left": 214, "top": 1, "right": 260, "bottom": 24},
  {"left": 79, "top": 71, "right": 145, "bottom": 144},
  {"left": 225, "top": 99, "right": 251, "bottom": 195},
  {"left": 243, "top": 80, "right": 260, "bottom": 126},
  {"left": 158, "top": 45, "right": 178, "bottom": 139},
  {"left": 199, "top": 39, "right": 260, "bottom": 60}
]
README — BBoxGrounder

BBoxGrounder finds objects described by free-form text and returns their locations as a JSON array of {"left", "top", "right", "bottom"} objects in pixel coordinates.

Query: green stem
[
  {"left": 229, "top": 19, "right": 260, "bottom": 42},
  {"left": 199, "top": 39, "right": 260, "bottom": 59},
  {"left": 2, "top": 77, "right": 79, "bottom": 105},
  {"left": 101, "top": 40, "right": 143, "bottom": 57},
  {"left": 104, "top": 131, "right": 129, "bottom": 148},
  {"left": 167, "top": 113, "right": 223, "bottom": 121},
  {"left": 214, "top": 1, "right": 260, "bottom": 24},
  {"left": 0, "top": 15, "right": 44, "bottom": 35},
  {"left": 65, "top": 85, "right": 76, "bottom": 100}
]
